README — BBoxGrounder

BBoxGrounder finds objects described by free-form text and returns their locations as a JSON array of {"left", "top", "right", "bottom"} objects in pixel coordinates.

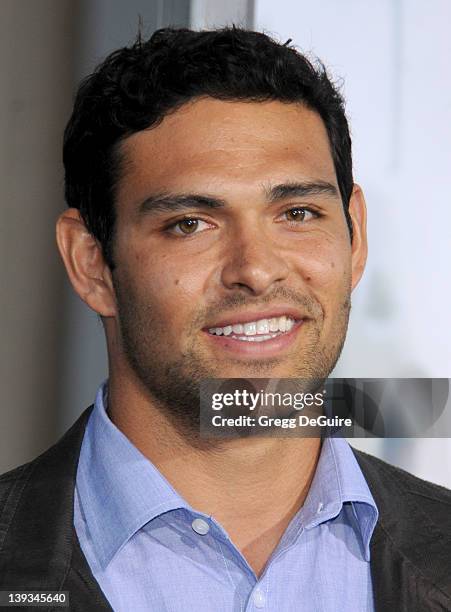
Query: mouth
[
  {"left": 208, "top": 314, "right": 297, "bottom": 342},
  {"left": 203, "top": 309, "right": 306, "bottom": 358}
]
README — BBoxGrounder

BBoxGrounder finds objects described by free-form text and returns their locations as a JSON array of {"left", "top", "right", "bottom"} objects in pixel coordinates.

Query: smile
[{"left": 208, "top": 315, "right": 297, "bottom": 343}]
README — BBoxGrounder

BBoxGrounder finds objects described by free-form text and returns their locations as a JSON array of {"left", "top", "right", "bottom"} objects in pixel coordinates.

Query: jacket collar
[
  {"left": 353, "top": 449, "right": 451, "bottom": 611},
  {"left": 0, "top": 405, "right": 111, "bottom": 609}
]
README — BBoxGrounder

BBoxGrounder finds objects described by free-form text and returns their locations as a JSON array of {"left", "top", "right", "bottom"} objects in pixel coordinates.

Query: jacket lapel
[
  {"left": 353, "top": 448, "right": 451, "bottom": 612},
  {"left": 0, "top": 406, "right": 112, "bottom": 611}
]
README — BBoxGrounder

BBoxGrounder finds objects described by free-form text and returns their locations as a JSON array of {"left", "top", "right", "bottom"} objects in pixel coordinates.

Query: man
[{"left": 0, "top": 27, "right": 450, "bottom": 612}]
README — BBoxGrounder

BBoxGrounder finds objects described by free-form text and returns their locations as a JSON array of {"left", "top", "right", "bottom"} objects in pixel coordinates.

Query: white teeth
[
  {"left": 244, "top": 322, "right": 257, "bottom": 336},
  {"left": 278, "top": 316, "right": 287, "bottom": 332},
  {"left": 209, "top": 315, "right": 297, "bottom": 338},
  {"left": 269, "top": 318, "right": 279, "bottom": 332},
  {"left": 256, "top": 319, "right": 269, "bottom": 334},
  {"left": 231, "top": 334, "right": 276, "bottom": 342},
  {"left": 286, "top": 318, "right": 294, "bottom": 331}
]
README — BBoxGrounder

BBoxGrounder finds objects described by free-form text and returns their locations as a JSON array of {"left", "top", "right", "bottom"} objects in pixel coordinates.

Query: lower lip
[{"left": 204, "top": 320, "right": 304, "bottom": 358}]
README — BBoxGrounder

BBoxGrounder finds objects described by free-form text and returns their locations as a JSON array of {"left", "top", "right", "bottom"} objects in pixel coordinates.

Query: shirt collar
[
  {"left": 77, "top": 382, "right": 378, "bottom": 569},
  {"left": 300, "top": 435, "right": 379, "bottom": 561},
  {"left": 76, "top": 382, "right": 190, "bottom": 570}
]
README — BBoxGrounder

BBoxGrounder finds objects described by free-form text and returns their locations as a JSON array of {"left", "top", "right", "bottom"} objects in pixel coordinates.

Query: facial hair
[{"left": 112, "top": 276, "right": 351, "bottom": 437}]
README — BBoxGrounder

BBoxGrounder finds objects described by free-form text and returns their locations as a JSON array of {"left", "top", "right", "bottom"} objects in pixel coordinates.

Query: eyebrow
[
  {"left": 265, "top": 180, "right": 339, "bottom": 202},
  {"left": 137, "top": 180, "right": 339, "bottom": 215},
  {"left": 138, "top": 193, "right": 227, "bottom": 215}
]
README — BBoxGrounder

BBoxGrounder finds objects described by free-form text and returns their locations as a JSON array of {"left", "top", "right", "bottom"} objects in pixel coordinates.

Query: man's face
[{"left": 109, "top": 98, "right": 365, "bottom": 419}]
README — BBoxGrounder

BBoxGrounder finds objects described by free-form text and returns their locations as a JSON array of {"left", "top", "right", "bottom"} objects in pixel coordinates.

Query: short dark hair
[{"left": 63, "top": 27, "right": 353, "bottom": 268}]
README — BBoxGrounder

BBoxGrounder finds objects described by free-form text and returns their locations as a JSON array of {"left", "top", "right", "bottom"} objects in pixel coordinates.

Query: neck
[{"left": 107, "top": 373, "right": 322, "bottom": 576}]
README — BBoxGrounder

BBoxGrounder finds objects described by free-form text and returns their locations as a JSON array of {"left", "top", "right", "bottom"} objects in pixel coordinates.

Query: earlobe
[
  {"left": 56, "top": 208, "right": 117, "bottom": 317},
  {"left": 348, "top": 184, "right": 368, "bottom": 291}
]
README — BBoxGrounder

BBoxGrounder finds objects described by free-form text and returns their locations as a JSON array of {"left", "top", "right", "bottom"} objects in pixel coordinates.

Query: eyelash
[
  {"left": 281, "top": 207, "right": 321, "bottom": 226},
  {"left": 165, "top": 206, "right": 322, "bottom": 236}
]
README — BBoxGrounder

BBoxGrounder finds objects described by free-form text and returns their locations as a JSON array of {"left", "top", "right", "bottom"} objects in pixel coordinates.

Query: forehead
[{"left": 117, "top": 98, "right": 337, "bottom": 205}]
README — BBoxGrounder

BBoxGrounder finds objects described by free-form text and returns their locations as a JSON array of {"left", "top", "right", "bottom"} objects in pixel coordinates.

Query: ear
[
  {"left": 348, "top": 184, "right": 368, "bottom": 291},
  {"left": 56, "top": 208, "right": 117, "bottom": 317}
]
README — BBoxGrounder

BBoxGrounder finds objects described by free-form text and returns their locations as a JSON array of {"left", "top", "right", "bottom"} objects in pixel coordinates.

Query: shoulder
[
  {"left": 352, "top": 446, "right": 451, "bottom": 535},
  {"left": 0, "top": 406, "right": 94, "bottom": 522},
  {"left": 0, "top": 458, "right": 39, "bottom": 559},
  {"left": 0, "top": 459, "right": 35, "bottom": 511},
  {"left": 352, "top": 448, "right": 451, "bottom": 605},
  {"left": 353, "top": 446, "right": 451, "bottom": 500}
]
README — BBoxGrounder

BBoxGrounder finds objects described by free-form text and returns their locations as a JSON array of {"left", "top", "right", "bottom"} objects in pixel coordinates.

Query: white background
[{"left": 255, "top": 0, "right": 451, "bottom": 484}]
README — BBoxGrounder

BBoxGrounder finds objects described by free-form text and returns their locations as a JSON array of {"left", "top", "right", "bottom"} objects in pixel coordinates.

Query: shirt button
[
  {"left": 253, "top": 588, "right": 266, "bottom": 608},
  {"left": 191, "top": 518, "right": 210, "bottom": 535}
]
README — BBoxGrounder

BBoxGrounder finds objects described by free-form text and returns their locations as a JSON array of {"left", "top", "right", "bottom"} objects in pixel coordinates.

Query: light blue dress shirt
[{"left": 74, "top": 383, "right": 378, "bottom": 611}]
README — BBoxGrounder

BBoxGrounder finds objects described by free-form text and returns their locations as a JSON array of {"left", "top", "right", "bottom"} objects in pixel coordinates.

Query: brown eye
[
  {"left": 286, "top": 208, "right": 306, "bottom": 222},
  {"left": 282, "top": 207, "right": 318, "bottom": 224},
  {"left": 177, "top": 218, "right": 199, "bottom": 234},
  {"left": 167, "top": 217, "right": 213, "bottom": 237}
]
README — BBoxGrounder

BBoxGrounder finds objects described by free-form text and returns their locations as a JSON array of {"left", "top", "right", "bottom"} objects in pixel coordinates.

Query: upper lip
[{"left": 204, "top": 307, "right": 307, "bottom": 329}]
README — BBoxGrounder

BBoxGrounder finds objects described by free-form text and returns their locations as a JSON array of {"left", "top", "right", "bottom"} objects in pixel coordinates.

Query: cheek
[
  {"left": 291, "top": 236, "right": 352, "bottom": 299},
  {"left": 131, "top": 250, "right": 208, "bottom": 322}
]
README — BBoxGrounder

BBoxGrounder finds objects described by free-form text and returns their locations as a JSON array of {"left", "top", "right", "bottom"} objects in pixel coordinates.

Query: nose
[{"left": 220, "top": 223, "right": 290, "bottom": 295}]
